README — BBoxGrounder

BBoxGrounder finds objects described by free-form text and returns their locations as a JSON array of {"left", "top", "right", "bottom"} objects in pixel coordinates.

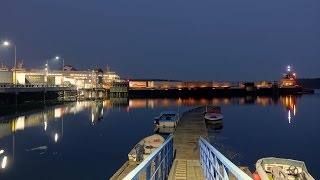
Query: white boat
[
  {"left": 154, "top": 111, "right": 179, "bottom": 127},
  {"left": 128, "top": 134, "right": 165, "bottom": 162},
  {"left": 204, "top": 113, "right": 223, "bottom": 122},
  {"left": 203, "top": 106, "right": 223, "bottom": 122},
  {"left": 256, "top": 157, "right": 315, "bottom": 180}
]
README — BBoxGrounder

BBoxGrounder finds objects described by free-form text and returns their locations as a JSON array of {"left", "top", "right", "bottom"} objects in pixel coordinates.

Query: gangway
[
  {"left": 120, "top": 136, "right": 252, "bottom": 180},
  {"left": 199, "top": 137, "right": 253, "bottom": 180}
]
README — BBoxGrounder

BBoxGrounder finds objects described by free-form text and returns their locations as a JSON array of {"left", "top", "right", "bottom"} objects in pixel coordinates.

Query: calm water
[{"left": 0, "top": 91, "right": 319, "bottom": 179}]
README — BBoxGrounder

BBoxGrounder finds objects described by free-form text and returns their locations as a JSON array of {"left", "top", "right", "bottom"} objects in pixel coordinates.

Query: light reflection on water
[{"left": 0, "top": 94, "right": 319, "bottom": 179}]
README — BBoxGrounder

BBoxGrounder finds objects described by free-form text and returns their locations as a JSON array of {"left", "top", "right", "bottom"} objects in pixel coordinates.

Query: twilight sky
[{"left": 0, "top": 0, "right": 319, "bottom": 81}]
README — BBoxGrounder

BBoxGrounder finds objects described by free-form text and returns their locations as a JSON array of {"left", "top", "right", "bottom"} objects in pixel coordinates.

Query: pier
[
  {"left": 0, "top": 86, "right": 77, "bottom": 106},
  {"left": 168, "top": 106, "right": 208, "bottom": 179},
  {"left": 111, "top": 106, "right": 253, "bottom": 180}
]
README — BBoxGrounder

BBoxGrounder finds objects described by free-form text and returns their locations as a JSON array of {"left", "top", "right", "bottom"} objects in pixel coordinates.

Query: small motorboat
[
  {"left": 204, "top": 113, "right": 223, "bottom": 122},
  {"left": 203, "top": 106, "right": 223, "bottom": 122},
  {"left": 256, "top": 157, "right": 315, "bottom": 180},
  {"left": 154, "top": 111, "right": 179, "bottom": 127},
  {"left": 128, "top": 134, "right": 165, "bottom": 162}
]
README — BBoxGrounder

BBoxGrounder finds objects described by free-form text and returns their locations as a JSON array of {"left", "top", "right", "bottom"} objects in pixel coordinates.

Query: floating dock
[
  {"left": 111, "top": 106, "right": 253, "bottom": 180},
  {"left": 168, "top": 106, "right": 209, "bottom": 180}
]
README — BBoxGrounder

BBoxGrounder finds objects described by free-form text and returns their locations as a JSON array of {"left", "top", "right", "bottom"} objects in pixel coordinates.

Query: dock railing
[
  {"left": 123, "top": 135, "right": 174, "bottom": 180},
  {"left": 199, "top": 137, "right": 253, "bottom": 180}
]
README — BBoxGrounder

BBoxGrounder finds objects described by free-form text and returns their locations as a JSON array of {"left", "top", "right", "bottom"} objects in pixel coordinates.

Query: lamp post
[
  {"left": 2, "top": 41, "right": 17, "bottom": 85},
  {"left": 45, "top": 60, "right": 49, "bottom": 86},
  {"left": 55, "top": 56, "right": 65, "bottom": 87},
  {"left": 55, "top": 56, "right": 64, "bottom": 71}
]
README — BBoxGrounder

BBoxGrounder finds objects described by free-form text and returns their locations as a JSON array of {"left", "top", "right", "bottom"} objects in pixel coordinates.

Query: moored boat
[
  {"left": 128, "top": 134, "right": 165, "bottom": 162},
  {"left": 203, "top": 106, "right": 223, "bottom": 122},
  {"left": 154, "top": 111, "right": 179, "bottom": 127},
  {"left": 204, "top": 113, "right": 223, "bottom": 122},
  {"left": 256, "top": 157, "right": 315, "bottom": 180}
]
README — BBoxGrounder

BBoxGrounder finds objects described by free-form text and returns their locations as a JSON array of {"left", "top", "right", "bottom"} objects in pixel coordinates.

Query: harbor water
[{"left": 0, "top": 91, "right": 319, "bottom": 179}]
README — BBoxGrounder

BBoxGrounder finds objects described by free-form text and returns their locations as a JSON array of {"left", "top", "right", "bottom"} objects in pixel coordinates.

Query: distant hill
[{"left": 297, "top": 78, "right": 320, "bottom": 89}]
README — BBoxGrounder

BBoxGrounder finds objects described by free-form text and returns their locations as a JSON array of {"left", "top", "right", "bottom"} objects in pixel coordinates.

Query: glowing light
[
  {"left": 0, "top": 150, "right": 4, "bottom": 154},
  {"left": 44, "top": 121, "right": 47, "bottom": 131},
  {"left": 55, "top": 56, "right": 60, "bottom": 60},
  {"left": 1, "top": 156, "right": 7, "bottom": 169},
  {"left": 294, "top": 105, "right": 296, "bottom": 116},
  {"left": 91, "top": 114, "right": 94, "bottom": 123},
  {"left": 3, "top": 41, "right": 10, "bottom": 46},
  {"left": 287, "top": 66, "right": 291, "bottom": 72},
  {"left": 288, "top": 110, "right": 291, "bottom": 123},
  {"left": 54, "top": 133, "right": 59, "bottom": 143}
]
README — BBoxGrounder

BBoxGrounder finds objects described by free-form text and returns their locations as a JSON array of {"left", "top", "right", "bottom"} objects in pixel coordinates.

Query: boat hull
[
  {"left": 154, "top": 121, "right": 177, "bottom": 127},
  {"left": 128, "top": 134, "right": 165, "bottom": 162},
  {"left": 204, "top": 113, "right": 223, "bottom": 122},
  {"left": 256, "top": 157, "right": 315, "bottom": 180},
  {"left": 154, "top": 111, "right": 179, "bottom": 127}
]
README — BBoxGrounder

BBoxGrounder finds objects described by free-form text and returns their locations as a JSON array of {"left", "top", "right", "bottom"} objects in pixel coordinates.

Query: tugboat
[
  {"left": 280, "top": 66, "right": 298, "bottom": 88},
  {"left": 279, "top": 66, "right": 314, "bottom": 94}
]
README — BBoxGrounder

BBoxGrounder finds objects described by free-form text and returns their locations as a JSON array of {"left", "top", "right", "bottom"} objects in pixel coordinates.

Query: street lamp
[
  {"left": 55, "top": 56, "right": 65, "bottom": 70},
  {"left": 2, "top": 41, "right": 17, "bottom": 85},
  {"left": 55, "top": 56, "right": 65, "bottom": 87}
]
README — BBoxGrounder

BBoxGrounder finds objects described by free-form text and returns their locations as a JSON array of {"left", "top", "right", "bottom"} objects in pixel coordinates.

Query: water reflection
[
  {"left": 1, "top": 156, "right": 7, "bottom": 169},
  {"left": 0, "top": 96, "right": 300, "bottom": 139},
  {"left": 0, "top": 149, "right": 7, "bottom": 170},
  {"left": 0, "top": 95, "right": 301, "bottom": 174},
  {"left": 279, "top": 95, "right": 297, "bottom": 124},
  {"left": 206, "top": 121, "right": 224, "bottom": 133},
  {"left": 91, "top": 101, "right": 104, "bottom": 125}
]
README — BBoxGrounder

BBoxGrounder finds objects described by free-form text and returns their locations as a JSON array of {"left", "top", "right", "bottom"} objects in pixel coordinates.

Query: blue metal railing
[
  {"left": 199, "top": 137, "right": 253, "bottom": 180},
  {"left": 123, "top": 135, "right": 174, "bottom": 180}
]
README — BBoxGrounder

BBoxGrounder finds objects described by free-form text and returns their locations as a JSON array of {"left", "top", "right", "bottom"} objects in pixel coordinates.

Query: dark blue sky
[{"left": 0, "top": 0, "right": 319, "bottom": 81}]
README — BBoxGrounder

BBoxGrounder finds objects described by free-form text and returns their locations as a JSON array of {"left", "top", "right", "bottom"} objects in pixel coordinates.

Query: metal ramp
[{"left": 168, "top": 159, "right": 205, "bottom": 180}]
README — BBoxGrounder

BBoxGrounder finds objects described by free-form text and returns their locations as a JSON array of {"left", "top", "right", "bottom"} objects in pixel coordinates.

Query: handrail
[
  {"left": 123, "top": 135, "right": 174, "bottom": 180},
  {"left": 199, "top": 137, "right": 252, "bottom": 180}
]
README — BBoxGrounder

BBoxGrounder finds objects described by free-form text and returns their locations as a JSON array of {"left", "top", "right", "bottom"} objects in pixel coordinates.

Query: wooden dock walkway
[{"left": 168, "top": 106, "right": 209, "bottom": 180}]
